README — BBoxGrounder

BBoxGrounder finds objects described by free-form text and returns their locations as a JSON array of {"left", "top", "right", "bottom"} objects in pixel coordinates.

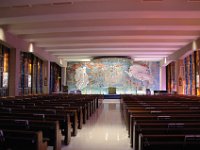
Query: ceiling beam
[
  {"left": 9, "top": 26, "right": 200, "bottom": 35},
  {"left": 46, "top": 47, "right": 177, "bottom": 52},
  {"left": 29, "top": 36, "right": 197, "bottom": 42},
  {"left": 1, "top": 11, "right": 200, "bottom": 25},
  {"left": 20, "top": 30, "right": 200, "bottom": 40}
]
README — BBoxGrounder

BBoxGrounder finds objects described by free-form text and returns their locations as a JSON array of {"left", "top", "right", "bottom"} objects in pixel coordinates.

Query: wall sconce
[
  {"left": 0, "top": 27, "right": 5, "bottom": 41},
  {"left": 164, "top": 57, "right": 167, "bottom": 64},
  {"left": 29, "top": 42, "right": 34, "bottom": 53},
  {"left": 60, "top": 59, "right": 63, "bottom": 65},
  {"left": 192, "top": 41, "right": 197, "bottom": 51}
]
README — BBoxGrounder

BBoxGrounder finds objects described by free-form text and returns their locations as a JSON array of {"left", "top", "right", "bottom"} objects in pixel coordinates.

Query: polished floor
[{"left": 60, "top": 99, "right": 132, "bottom": 150}]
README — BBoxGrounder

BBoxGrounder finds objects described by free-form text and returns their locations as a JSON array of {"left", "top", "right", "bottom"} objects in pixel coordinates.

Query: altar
[
  {"left": 103, "top": 87, "right": 119, "bottom": 99},
  {"left": 108, "top": 87, "right": 116, "bottom": 94}
]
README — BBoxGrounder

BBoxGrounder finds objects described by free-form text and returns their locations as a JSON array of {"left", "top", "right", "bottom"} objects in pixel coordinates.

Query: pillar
[
  {"left": 43, "top": 61, "right": 50, "bottom": 94},
  {"left": 9, "top": 48, "right": 20, "bottom": 96},
  {"left": 61, "top": 67, "right": 66, "bottom": 91},
  {"left": 160, "top": 66, "right": 166, "bottom": 90}
]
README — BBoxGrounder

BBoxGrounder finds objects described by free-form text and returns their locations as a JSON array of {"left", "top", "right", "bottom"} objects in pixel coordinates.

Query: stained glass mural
[
  {"left": 19, "top": 52, "right": 43, "bottom": 95},
  {"left": 182, "top": 53, "right": 197, "bottom": 95},
  {"left": 196, "top": 50, "right": 200, "bottom": 95},
  {"left": 0, "top": 44, "right": 9, "bottom": 96},
  {"left": 66, "top": 57, "right": 160, "bottom": 94}
]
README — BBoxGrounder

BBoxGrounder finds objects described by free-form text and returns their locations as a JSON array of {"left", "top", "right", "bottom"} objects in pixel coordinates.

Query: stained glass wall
[
  {"left": 66, "top": 57, "right": 160, "bottom": 94},
  {"left": 166, "top": 51, "right": 200, "bottom": 96},
  {"left": 0, "top": 44, "right": 10, "bottom": 96},
  {"left": 50, "top": 62, "right": 61, "bottom": 93},
  {"left": 19, "top": 52, "right": 43, "bottom": 95},
  {"left": 183, "top": 53, "right": 196, "bottom": 95},
  {"left": 32, "top": 56, "right": 43, "bottom": 94},
  {"left": 196, "top": 50, "right": 200, "bottom": 95}
]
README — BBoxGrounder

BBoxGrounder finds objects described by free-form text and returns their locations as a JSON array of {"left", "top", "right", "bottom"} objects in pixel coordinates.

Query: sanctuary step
[{"left": 103, "top": 94, "right": 121, "bottom": 99}]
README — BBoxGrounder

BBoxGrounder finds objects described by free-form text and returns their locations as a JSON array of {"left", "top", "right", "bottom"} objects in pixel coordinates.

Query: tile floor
[{"left": 60, "top": 99, "right": 132, "bottom": 150}]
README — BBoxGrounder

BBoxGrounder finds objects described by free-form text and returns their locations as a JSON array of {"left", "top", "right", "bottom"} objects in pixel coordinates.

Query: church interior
[{"left": 0, "top": 0, "right": 200, "bottom": 150}]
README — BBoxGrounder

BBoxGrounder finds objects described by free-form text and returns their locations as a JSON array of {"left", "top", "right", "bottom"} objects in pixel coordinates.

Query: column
[
  {"left": 9, "top": 48, "right": 20, "bottom": 96},
  {"left": 61, "top": 67, "right": 66, "bottom": 91},
  {"left": 43, "top": 60, "right": 50, "bottom": 94},
  {"left": 160, "top": 66, "right": 166, "bottom": 90}
]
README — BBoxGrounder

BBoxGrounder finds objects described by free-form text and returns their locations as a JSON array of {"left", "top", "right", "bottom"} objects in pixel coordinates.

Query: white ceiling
[{"left": 0, "top": 0, "right": 200, "bottom": 62}]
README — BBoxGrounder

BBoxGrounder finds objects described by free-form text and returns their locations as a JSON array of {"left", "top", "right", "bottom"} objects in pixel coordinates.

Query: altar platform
[{"left": 103, "top": 94, "right": 121, "bottom": 99}]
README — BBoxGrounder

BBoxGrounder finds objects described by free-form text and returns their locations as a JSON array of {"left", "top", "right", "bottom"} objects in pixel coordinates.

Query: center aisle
[{"left": 62, "top": 99, "right": 132, "bottom": 150}]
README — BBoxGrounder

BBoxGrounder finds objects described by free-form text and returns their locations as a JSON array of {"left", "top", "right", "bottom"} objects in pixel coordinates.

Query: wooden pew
[
  {"left": 138, "top": 134, "right": 200, "bottom": 150},
  {"left": 135, "top": 128, "right": 200, "bottom": 150},
  {"left": 0, "top": 94, "right": 100, "bottom": 148},
  {"left": 130, "top": 119, "right": 200, "bottom": 147},
  {"left": 1, "top": 99, "right": 85, "bottom": 128},
  {"left": 0, "top": 112, "right": 71, "bottom": 145},
  {"left": 126, "top": 108, "right": 200, "bottom": 136},
  {"left": 0, "top": 129, "right": 47, "bottom": 150},
  {"left": 121, "top": 95, "right": 200, "bottom": 149},
  {"left": 130, "top": 115, "right": 200, "bottom": 145},
  {"left": 0, "top": 119, "right": 61, "bottom": 150},
  {"left": 0, "top": 106, "right": 78, "bottom": 137},
  {"left": 134, "top": 122, "right": 200, "bottom": 150}
]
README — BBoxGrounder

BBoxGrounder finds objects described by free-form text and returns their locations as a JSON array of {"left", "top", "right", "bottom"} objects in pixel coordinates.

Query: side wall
[{"left": 0, "top": 28, "right": 60, "bottom": 96}]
